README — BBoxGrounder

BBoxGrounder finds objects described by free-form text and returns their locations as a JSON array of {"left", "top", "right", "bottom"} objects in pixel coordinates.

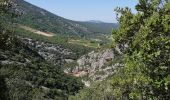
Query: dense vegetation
[
  {"left": 0, "top": 0, "right": 84, "bottom": 99},
  {"left": 112, "top": 0, "right": 170, "bottom": 99}
]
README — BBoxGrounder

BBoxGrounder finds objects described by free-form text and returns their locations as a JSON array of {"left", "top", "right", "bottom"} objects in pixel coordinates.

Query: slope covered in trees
[
  {"left": 77, "top": 21, "right": 118, "bottom": 35},
  {"left": 14, "top": 0, "right": 117, "bottom": 38},
  {"left": 0, "top": 1, "right": 84, "bottom": 99}
]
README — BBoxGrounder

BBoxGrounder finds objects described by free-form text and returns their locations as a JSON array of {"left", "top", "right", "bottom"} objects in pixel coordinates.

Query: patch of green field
[{"left": 68, "top": 39, "right": 100, "bottom": 48}]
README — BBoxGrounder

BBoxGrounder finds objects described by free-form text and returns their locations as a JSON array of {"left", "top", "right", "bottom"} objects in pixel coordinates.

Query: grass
[{"left": 68, "top": 39, "right": 99, "bottom": 48}]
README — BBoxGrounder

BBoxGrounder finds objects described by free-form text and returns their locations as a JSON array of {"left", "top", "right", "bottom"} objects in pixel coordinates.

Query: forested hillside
[
  {"left": 15, "top": 0, "right": 117, "bottom": 38},
  {"left": 0, "top": 1, "right": 84, "bottom": 99},
  {"left": 11, "top": 0, "right": 115, "bottom": 49},
  {"left": 78, "top": 21, "right": 118, "bottom": 34}
]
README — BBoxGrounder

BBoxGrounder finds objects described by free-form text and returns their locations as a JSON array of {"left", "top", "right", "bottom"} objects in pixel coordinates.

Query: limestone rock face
[
  {"left": 65, "top": 49, "right": 124, "bottom": 86},
  {"left": 21, "top": 38, "right": 75, "bottom": 66}
]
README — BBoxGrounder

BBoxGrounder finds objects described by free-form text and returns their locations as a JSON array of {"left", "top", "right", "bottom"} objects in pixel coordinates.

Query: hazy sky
[{"left": 24, "top": 0, "right": 138, "bottom": 23}]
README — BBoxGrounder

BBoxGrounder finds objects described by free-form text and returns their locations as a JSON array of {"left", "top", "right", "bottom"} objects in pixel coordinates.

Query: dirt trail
[{"left": 19, "top": 25, "right": 54, "bottom": 37}]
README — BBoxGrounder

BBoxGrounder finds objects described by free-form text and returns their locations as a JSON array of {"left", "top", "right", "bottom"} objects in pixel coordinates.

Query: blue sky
[{"left": 24, "top": 0, "right": 138, "bottom": 23}]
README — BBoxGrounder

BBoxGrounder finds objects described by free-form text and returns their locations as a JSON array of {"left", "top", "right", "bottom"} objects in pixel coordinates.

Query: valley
[
  {"left": 0, "top": 0, "right": 119, "bottom": 99},
  {"left": 0, "top": 0, "right": 169, "bottom": 100}
]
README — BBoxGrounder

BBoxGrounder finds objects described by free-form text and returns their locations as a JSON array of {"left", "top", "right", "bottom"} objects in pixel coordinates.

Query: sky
[{"left": 24, "top": 0, "right": 138, "bottom": 23}]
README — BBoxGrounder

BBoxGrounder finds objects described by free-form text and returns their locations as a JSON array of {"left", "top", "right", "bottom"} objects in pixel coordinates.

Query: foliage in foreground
[{"left": 112, "top": 0, "right": 170, "bottom": 99}]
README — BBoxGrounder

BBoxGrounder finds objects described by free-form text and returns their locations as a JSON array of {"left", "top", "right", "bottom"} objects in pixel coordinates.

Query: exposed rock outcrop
[
  {"left": 21, "top": 37, "right": 76, "bottom": 66},
  {"left": 64, "top": 49, "right": 124, "bottom": 86}
]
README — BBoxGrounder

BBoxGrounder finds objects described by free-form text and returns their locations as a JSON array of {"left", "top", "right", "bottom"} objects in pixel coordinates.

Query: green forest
[{"left": 0, "top": 0, "right": 170, "bottom": 100}]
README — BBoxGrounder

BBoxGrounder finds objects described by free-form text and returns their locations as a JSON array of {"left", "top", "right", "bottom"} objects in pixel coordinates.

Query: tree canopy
[{"left": 112, "top": 0, "right": 170, "bottom": 99}]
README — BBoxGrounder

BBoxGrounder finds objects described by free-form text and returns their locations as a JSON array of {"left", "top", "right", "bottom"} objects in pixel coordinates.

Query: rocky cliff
[
  {"left": 21, "top": 37, "right": 76, "bottom": 66},
  {"left": 64, "top": 49, "right": 124, "bottom": 86},
  {"left": 0, "top": 36, "right": 124, "bottom": 87}
]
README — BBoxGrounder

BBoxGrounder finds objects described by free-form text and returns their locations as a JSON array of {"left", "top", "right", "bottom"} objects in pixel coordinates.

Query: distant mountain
[
  {"left": 78, "top": 21, "right": 118, "bottom": 34},
  {"left": 15, "top": 0, "right": 117, "bottom": 38},
  {"left": 86, "top": 20, "right": 106, "bottom": 23}
]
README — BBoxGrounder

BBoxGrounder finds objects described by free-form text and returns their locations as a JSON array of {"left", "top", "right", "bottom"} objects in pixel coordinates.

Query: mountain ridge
[
  {"left": 15, "top": 0, "right": 118, "bottom": 38},
  {"left": 84, "top": 20, "right": 115, "bottom": 24}
]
